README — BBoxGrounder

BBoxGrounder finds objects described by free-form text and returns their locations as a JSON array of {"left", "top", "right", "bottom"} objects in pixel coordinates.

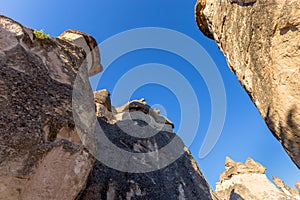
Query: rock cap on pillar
[{"left": 59, "top": 30, "right": 103, "bottom": 77}]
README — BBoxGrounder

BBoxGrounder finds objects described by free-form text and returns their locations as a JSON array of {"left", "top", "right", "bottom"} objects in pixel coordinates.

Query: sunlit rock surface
[
  {"left": 215, "top": 157, "right": 300, "bottom": 200},
  {"left": 0, "top": 15, "right": 213, "bottom": 200},
  {"left": 195, "top": 0, "right": 300, "bottom": 168}
]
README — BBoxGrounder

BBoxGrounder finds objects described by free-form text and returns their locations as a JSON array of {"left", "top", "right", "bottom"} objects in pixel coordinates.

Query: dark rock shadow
[
  {"left": 230, "top": 189, "right": 244, "bottom": 200},
  {"left": 280, "top": 26, "right": 298, "bottom": 35},
  {"left": 280, "top": 106, "right": 300, "bottom": 168},
  {"left": 230, "top": 0, "right": 256, "bottom": 7},
  {"left": 76, "top": 117, "right": 213, "bottom": 200},
  {"left": 265, "top": 105, "right": 300, "bottom": 168}
]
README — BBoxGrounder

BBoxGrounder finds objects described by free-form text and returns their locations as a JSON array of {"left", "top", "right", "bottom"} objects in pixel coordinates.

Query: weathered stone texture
[
  {"left": 59, "top": 30, "right": 103, "bottom": 77},
  {"left": 77, "top": 91, "right": 214, "bottom": 200},
  {"left": 0, "top": 15, "right": 96, "bottom": 200},
  {"left": 195, "top": 0, "right": 300, "bottom": 168},
  {"left": 215, "top": 157, "right": 300, "bottom": 200},
  {"left": 1, "top": 15, "right": 214, "bottom": 200}
]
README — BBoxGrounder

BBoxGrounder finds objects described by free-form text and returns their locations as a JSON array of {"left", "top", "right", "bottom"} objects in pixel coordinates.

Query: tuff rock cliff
[
  {"left": 0, "top": 15, "right": 213, "bottom": 200},
  {"left": 77, "top": 91, "right": 214, "bottom": 200},
  {"left": 195, "top": 0, "right": 300, "bottom": 168},
  {"left": 215, "top": 157, "right": 300, "bottom": 200}
]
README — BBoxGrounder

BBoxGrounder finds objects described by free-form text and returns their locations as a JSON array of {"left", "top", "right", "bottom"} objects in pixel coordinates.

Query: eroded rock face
[
  {"left": 195, "top": 0, "right": 300, "bottom": 168},
  {"left": 220, "top": 157, "right": 266, "bottom": 182},
  {"left": 272, "top": 176, "right": 300, "bottom": 199},
  {"left": 59, "top": 30, "right": 103, "bottom": 76},
  {"left": 1, "top": 15, "right": 214, "bottom": 200},
  {"left": 215, "top": 157, "right": 300, "bottom": 200},
  {"left": 0, "top": 15, "right": 97, "bottom": 200},
  {"left": 77, "top": 90, "right": 214, "bottom": 200}
]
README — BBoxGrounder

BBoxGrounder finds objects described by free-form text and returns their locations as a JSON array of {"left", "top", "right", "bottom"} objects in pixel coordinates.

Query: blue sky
[{"left": 1, "top": 0, "right": 299, "bottom": 189}]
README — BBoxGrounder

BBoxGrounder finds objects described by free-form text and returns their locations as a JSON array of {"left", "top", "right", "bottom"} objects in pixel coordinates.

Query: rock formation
[
  {"left": 59, "top": 30, "right": 103, "bottom": 77},
  {"left": 195, "top": 0, "right": 300, "bottom": 168},
  {"left": 0, "top": 15, "right": 213, "bottom": 199},
  {"left": 273, "top": 176, "right": 300, "bottom": 199},
  {"left": 0, "top": 15, "right": 96, "bottom": 200},
  {"left": 78, "top": 91, "right": 214, "bottom": 199},
  {"left": 215, "top": 157, "right": 300, "bottom": 200}
]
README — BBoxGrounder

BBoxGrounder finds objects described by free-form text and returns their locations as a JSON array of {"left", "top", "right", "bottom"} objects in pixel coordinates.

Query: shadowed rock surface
[
  {"left": 195, "top": 0, "right": 300, "bottom": 168},
  {"left": 214, "top": 157, "right": 300, "bottom": 200},
  {"left": 0, "top": 15, "right": 214, "bottom": 200},
  {"left": 76, "top": 91, "right": 214, "bottom": 200}
]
